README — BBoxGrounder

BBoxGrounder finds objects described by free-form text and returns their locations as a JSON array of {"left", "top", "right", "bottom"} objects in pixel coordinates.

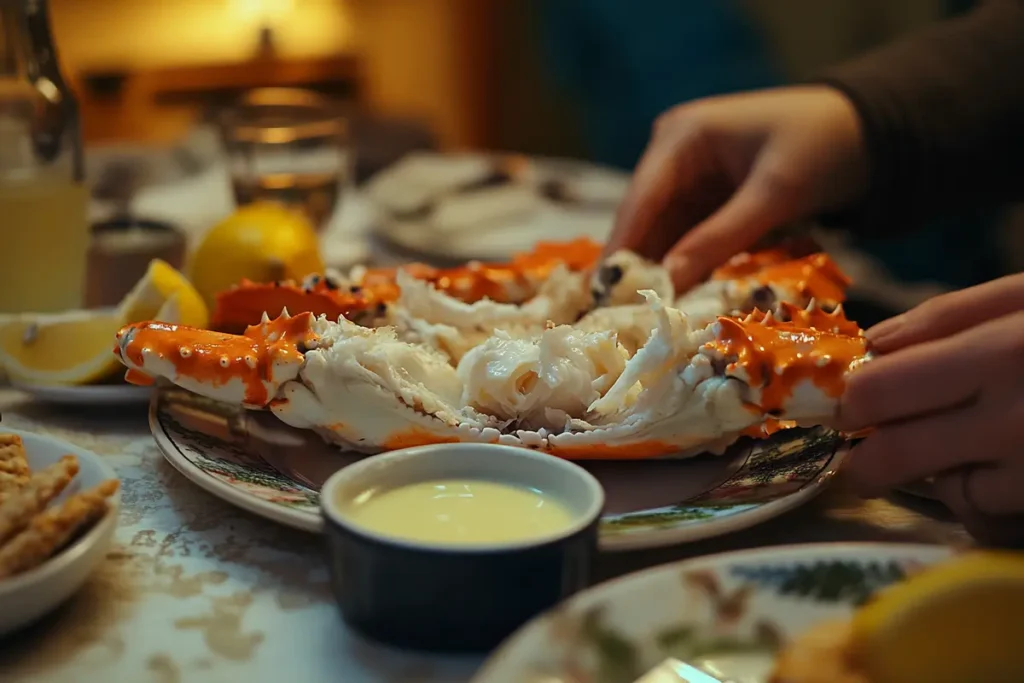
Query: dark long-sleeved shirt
[{"left": 817, "top": 0, "right": 1024, "bottom": 234}]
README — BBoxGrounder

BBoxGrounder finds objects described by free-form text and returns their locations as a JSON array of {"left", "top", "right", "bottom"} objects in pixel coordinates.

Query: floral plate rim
[
  {"left": 472, "top": 541, "right": 956, "bottom": 683},
  {"left": 149, "top": 387, "right": 852, "bottom": 551}
]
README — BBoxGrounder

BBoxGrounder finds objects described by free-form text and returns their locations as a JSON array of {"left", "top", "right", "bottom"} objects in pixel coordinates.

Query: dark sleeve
[{"left": 815, "top": 0, "right": 1024, "bottom": 235}]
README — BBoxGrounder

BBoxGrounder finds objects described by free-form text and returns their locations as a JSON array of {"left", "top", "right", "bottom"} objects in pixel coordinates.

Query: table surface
[{"left": 0, "top": 388, "right": 971, "bottom": 683}]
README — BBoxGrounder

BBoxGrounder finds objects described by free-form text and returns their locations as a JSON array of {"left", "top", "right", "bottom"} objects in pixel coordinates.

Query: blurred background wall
[
  {"left": 53, "top": 0, "right": 957, "bottom": 154},
  {"left": 51, "top": 0, "right": 1015, "bottom": 283}
]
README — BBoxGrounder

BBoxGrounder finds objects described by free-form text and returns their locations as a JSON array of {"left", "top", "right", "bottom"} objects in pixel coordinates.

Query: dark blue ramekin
[{"left": 320, "top": 443, "right": 604, "bottom": 653}]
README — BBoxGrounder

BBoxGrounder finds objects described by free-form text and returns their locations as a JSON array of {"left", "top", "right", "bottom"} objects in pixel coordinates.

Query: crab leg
[
  {"left": 114, "top": 312, "right": 316, "bottom": 408},
  {"left": 115, "top": 296, "right": 870, "bottom": 460},
  {"left": 543, "top": 296, "right": 869, "bottom": 459}
]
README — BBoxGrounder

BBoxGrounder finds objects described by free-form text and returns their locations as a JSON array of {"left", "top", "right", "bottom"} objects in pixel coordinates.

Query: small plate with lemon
[
  {"left": 0, "top": 259, "right": 209, "bottom": 405},
  {"left": 475, "top": 543, "right": 1024, "bottom": 683}
]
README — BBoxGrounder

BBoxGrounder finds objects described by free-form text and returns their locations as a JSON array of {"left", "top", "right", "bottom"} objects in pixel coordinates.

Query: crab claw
[
  {"left": 707, "top": 310, "right": 869, "bottom": 424},
  {"left": 113, "top": 313, "right": 318, "bottom": 408}
]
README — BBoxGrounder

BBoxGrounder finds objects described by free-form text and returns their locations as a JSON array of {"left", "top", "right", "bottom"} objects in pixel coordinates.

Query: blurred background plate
[
  {"left": 366, "top": 151, "right": 630, "bottom": 263},
  {"left": 9, "top": 380, "right": 152, "bottom": 406}
]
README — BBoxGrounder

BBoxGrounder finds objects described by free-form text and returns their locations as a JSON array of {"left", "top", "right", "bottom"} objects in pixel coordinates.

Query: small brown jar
[{"left": 86, "top": 217, "right": 187, "bottom": 309}]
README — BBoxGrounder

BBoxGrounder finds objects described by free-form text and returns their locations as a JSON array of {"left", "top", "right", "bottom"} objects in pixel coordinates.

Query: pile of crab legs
[{"left": 114, "top": 235, "right": 871, "bottom": 460}]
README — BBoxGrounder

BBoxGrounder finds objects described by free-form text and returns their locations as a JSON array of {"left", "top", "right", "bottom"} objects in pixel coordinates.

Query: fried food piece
[
  {"left": 0, "top": 455, "right": 78, "bottom": 545},
  {"left": 768, "top": 619, "right": 870, "bottom": 683},
  {"left": 0, "top": 433, "right": 30, "bottom": 499},
  {"left": 0, "top": 479, "right": 119, "bottom": 579}
]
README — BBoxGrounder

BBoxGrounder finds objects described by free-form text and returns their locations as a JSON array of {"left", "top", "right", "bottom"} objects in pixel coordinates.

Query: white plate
[
  {"left": 149, "top": 386, "right": 851, "bottom": 552},
  {"left": 473, "top": 542, "right": 955, "bottom": 683},
  {"left": 0, "top": 428, "right": 120, "bottom": 636},
  {"left": 10, "top": 380, "right": 153, "bottom": 406}
]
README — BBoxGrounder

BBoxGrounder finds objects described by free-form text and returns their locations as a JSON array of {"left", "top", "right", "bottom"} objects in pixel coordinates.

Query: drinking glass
[{"left": 220, "top": 88, "right": 350, "bottom": 232}]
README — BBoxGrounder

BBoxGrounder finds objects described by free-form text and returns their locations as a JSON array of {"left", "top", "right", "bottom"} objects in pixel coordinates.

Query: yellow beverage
[{"left": 0, "top": 173, "right": 89, "bottom": 313}]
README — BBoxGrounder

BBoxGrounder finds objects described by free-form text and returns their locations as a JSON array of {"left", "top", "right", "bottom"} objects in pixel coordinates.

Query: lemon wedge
[
  {"left": 119, "top": 258, "right": 209, "bottom": 329},
  {"left": 849, "top": 550, "right": 1024, "bottom": 683},
  {"left": 0, "top": 259, "right": 207, "bottom": 386},
  {"left": 187, "top": 202, "right": 324, "bottom": 309}
]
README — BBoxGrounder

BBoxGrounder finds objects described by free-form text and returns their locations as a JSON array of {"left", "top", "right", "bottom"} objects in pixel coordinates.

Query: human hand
[
  {"left": 606, "top": 86, "right": 869, "bottom": 292},
  {"left": 837, "top": 273, "right": 1024, "bottom": 544}
]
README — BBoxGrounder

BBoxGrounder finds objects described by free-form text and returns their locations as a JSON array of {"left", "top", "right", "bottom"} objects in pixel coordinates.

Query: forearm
[{"left": 817, "top": 0, "right": 1024, "bottom": 234}]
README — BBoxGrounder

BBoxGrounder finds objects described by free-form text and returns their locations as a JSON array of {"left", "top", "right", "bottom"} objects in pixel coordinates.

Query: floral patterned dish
[
  {"left": 472, "top": 542, "right": 955, "bottom": 683},
  {"left": 149, "top": 386, "right": 852, "bottom": 551}
]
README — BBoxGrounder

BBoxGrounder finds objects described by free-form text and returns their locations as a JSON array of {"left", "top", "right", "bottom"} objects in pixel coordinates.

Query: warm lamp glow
[
  {"left": 49, "top": 0, "right": 355, "bottom": 69},
  {"left": 231, "top": 0, "right": 296, "bottom": 25}
]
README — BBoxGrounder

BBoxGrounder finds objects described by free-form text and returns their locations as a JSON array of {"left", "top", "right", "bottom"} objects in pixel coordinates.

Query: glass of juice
[
  {"left": 219, "top": 88, "right": 351, "bottom": 232},
  {"left": 0, "top": 0, "right": 89, "bottom": 314}
]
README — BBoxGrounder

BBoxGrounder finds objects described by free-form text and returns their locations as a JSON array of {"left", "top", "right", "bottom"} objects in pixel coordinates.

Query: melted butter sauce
[
  {"left": 711, "top": 316, "right": 868, "bottom": 414},
  {"left": 342, "top": 479, "right": 576, "bottom": 545}
]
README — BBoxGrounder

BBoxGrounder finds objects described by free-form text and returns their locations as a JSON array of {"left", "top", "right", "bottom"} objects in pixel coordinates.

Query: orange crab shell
[
  {"left": 357, "top": 236, "right": 604, "bottom": 305},
  {"left": 708, "top": 311, "right": 868, "bottom": 417},
  {"left": 210, "top": 237, "right": 605, "bottom": 332},
  {"left": 714, "top": 250, "right": 851, "bottom": 308},
  {"left": 742, "top": 301, "right": 863, "bottom": 338},
  {"left": 211, "top": 278, "right": 396, "bottom": 334}
]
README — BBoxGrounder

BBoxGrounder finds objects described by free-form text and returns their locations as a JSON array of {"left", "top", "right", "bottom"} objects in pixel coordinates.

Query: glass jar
[
  {"left": 219, "top": 87, "right": 350, "bottom": 233},
  {"left": 0, "top": 0, "right": 88, "bottom": 313}
]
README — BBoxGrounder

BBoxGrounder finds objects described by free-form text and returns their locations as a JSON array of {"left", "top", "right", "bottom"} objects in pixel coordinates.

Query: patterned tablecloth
[{"left": 0, "top": 388, "right": 971, "bottom": 683}]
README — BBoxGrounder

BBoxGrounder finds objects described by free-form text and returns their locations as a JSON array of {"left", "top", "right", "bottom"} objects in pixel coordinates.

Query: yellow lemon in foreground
[
  {"left": 850, "top": 550, "right": 1024, "bottom": 683},
  {"left": 187, "top": 202, "right": 324, "bottom": 309},
  {"left": 0, "top": 259, "right": 207, "bottom": 386}
]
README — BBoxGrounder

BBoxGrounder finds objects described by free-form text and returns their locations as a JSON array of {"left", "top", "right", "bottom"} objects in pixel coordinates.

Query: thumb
[{"left": 662, "top": 168, "right": 804, "bottom": 293}]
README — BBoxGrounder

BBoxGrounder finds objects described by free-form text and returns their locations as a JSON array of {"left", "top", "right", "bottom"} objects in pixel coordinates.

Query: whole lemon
[{"left": 188, "top": 202, "right": 325, "bottom": 308}]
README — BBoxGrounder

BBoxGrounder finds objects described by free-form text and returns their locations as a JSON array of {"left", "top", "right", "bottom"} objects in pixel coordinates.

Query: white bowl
[{"left": 0, "top": 428, "right": 121, "bottom": 636}]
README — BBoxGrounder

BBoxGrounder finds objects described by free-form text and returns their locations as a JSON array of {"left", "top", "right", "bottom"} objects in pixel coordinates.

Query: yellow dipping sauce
[{"left": 344, "top": 479, "right": 576, "bottom": 545}]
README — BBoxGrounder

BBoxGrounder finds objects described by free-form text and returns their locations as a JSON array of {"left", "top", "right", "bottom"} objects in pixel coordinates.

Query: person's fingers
[
  {"left": 607, "top": 112, "right": 739, "bottom": 265},
  {"left": 867, "top": 272, "right": 1024, "bottom": 353},
  {"left": 604, "top": 136, "right": 680, "bottom": 260},
  {"left": 960, "top": 463, "right": 1024, "bottom": 517},
  {"left": 933, "top": 469, "right": 1024, "bottom": 547},
  {"left": 605, "top": 117, "right": 716, "bottom": 262},
  {"left": 661, "top": 159, "right": 806, "bottom": 293},
  {"left": 842, "top": 400, "right": 1013, "bottom": 496},
  {"left": 837, "top": 331, "right": 984, "bottom": 431}
]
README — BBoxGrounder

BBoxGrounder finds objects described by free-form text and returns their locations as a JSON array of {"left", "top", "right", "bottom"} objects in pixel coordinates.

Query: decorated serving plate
[
  {"left": 149, "top": 386, "right": 851, "bottom": 552},
  {"left": 472, "top": 542, "right": 954, "bottom": 683}
]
